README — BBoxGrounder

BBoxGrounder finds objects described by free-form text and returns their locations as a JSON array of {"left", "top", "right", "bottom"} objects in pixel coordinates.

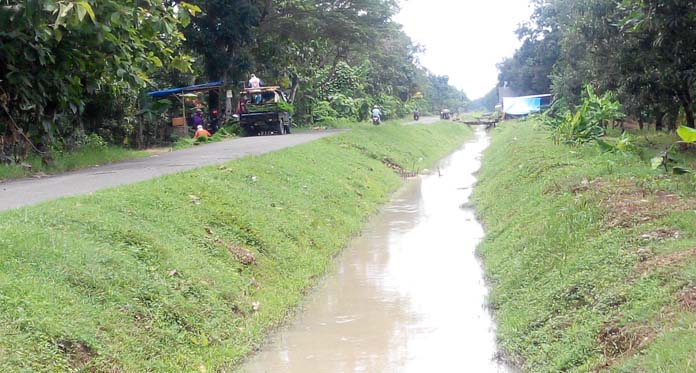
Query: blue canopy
[
  {"left": 147, "top": 81, "right": 224, "bottom": 99},
  {"left": 502, "top": 94, "right": 552, "bottom": 116}
]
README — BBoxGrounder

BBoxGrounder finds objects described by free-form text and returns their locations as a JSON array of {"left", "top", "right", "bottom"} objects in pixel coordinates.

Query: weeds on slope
[{"left": 473, "top": 120, "right": 696, "bottom": 372}]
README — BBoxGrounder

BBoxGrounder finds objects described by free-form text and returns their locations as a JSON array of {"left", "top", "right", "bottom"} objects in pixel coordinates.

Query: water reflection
[{"left": 241, "top": 128, "right": 510, "bottom": 372}]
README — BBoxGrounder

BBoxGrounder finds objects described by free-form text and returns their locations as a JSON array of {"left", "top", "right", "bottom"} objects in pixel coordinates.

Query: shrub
[
  {"left": 311, "top": 101, "right": 339, "bottom": 123},
  {"left": 545, "top": 86, "right": 625, "bottom": 145}
]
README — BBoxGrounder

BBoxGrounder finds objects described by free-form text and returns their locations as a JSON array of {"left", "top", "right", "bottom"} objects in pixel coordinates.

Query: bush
[
  {"left": 328, "top": 93, "right": 359, "bottom": 120},
  {"left": 545, "top": 86, "right": 625, "bottom": 145},
  {"left": 311, "top": 101, "right": 339, "bottom": 123}
]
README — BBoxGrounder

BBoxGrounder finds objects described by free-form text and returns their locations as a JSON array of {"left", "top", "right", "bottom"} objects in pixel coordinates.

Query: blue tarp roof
[
  {"left": 147, "top": 81, "right": 224, "bottom": 99},
  {"left": 502, "top": 94, "right": 552, "bottom": 115}
]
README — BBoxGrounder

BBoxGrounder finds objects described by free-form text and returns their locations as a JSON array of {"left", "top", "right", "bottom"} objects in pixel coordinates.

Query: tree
[
  {"left": 621, "top": 0, "right": 696, "bottom": 127},
  {"left": 0, "top": 0, "right": 196, "bottom": 161}
]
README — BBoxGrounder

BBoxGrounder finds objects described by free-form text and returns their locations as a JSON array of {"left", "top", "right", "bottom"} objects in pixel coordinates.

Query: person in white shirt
[{"left": 248, "top": 74, "right": 261, "bottom": 88}]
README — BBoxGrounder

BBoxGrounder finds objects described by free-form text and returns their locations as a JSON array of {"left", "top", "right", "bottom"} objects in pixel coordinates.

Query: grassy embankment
[
  {"left": 0, "top": 146, "right": 148, "bottom": 181},
  {"left": 0, "top": 120, "right": 405, "bottom": 180},
  {"left": 0, "top": 122, "right": 471, "bottom": 371},
  {"left": 473, "top": 120, "right": 696, "bottom": 372}
]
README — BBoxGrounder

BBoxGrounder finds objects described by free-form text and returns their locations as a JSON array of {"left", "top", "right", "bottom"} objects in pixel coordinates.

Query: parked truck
[{"left": 238, "top": 86, "right": 293, "bottom": 136}]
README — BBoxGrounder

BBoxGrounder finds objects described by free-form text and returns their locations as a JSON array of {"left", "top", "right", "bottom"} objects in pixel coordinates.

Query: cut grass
[
  {"left": 0, "top": 121, "right": 471, "bottom": 371},
  {"left": 473, "top": 119, "right": 696, "bottom": 372}
]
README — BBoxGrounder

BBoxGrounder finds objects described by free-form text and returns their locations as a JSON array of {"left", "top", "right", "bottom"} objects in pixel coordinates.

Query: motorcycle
[
  {"left": 413, "top": 111, "right": 420, "bottom": 121},
  {"left": 372, "top": 115, "right": 381, "bottom": 125}
]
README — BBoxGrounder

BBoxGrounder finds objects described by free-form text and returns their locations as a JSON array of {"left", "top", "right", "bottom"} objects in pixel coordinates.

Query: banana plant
[{"left": 650, "top": 125, "right": 696, "bottom": 174}]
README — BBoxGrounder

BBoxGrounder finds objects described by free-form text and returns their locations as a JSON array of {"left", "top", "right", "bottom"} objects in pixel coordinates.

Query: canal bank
[
  {"left": 0, "top": 123, "right": 473, "bottom": 371},
  {"left": 242, "top": 127, "right": 512, "bottom": 372},
  {"left": 472, "top": 121, "right": 696, "bottom": 372}
]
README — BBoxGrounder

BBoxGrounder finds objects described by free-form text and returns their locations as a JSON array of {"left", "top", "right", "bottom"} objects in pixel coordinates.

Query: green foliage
[
  {"left": 469, "top": 87, "right": 500, "bottom": 112},
  {"left": 501, "top": 0, "right": 696, "bottom": 129},
  {"left": 246, "top": 101, "right": 294, "bottom": 115},
  {"left": 194, "top": 135, "right": 210, "bottom": 144},
  {"left": 676, "top": 125, "right": 696, "bottom": 144},
  {"left": 546, "top": 86, "right": 625, "bottom": 144},
  {"left": 0, "top": 122, "right": 471, "bottom": 371},
  {"left": 596, "top": 132, "right": 637, "bottom": 153},
  {"left": 311, "top": 101, "right": 339, "bottom": 123},
  {"left": 0, "top": 0, "right": 195, "bottom": 156},
  {"left": 328, "top": 93, "right": 359, "bottom": 120},
  {"left": 650, "top": 125, "right": 696, "bottom": 174}
]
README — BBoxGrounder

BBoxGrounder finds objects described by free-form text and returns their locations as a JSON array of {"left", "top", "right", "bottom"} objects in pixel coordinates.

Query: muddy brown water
[{"left": 241, "top": 127, "right": 513, "bottom": 372}]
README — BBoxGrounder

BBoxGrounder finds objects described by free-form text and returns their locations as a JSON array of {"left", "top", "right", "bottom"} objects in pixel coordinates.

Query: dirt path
[
  {"left": 1, "top": 131, "right": 341, "bottom": 212},
  {"left": 403, "top": 116, "right": 441, "bottom": 125}
]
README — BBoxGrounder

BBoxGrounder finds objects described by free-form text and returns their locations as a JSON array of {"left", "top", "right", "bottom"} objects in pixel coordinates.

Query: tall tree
[{"left": 0, "top": 0, "right": 195, "bottom": 161}]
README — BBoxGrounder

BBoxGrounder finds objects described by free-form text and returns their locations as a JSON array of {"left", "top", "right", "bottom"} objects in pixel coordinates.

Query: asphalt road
[
  {"left": 403, "top": 116, "right": 441, "bottom": 125},
  {"left": 0, "top": 131, "right": 341, "bottom": 212}
]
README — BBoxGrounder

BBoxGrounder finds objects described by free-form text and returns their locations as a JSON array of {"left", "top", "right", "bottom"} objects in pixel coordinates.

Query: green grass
[
  {"left": 0, "top": 122, "right": 471, "bottom": 371},
  {"left": 473, "top": 119, "right": 696, "bottom": 372},
  {"left": 309, "top": 117, "right": 409, "bottom": 129},
  {"left": 0, "top": 146, "right": 148, "bottom": 181}
]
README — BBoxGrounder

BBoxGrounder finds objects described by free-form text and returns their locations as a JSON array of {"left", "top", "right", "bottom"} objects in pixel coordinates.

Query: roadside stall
[{"left": 147, "top": 81, "right": 224, "bottom": 137}]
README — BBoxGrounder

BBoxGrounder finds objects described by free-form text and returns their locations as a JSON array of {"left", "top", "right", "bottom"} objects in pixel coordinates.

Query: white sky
[{"left": 394, "top": 0, "right": 533, "bottom": 99}]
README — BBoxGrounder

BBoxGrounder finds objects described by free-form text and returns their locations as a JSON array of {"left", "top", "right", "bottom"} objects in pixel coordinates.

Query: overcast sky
[{"left": 394, "top": 0, "right": 533, "bottom": 99}]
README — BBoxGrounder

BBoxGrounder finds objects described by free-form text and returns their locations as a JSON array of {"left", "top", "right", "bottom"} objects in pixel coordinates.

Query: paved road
[
  {"left": 403, "top": 116, "right": 441, "bottom": 126},
  {"left": 0, "top": 131, "right": 341, "bottom": 212}
]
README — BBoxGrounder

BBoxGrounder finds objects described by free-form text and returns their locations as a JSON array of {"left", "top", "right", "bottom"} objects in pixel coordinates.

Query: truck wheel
[
  {"left": 284, "top": 124, "right": 291, "bottom": 134},
  {"left": 277, "top": 120, "right": 286, "bottom": 135}
]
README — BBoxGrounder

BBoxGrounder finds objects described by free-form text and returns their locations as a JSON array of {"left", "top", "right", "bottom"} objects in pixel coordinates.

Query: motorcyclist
[
  {"left": 413, "top": 107, "right": 420, "bottom": 120},
  {"left": 371, "top": 106, "right": 382, "bottom": 123}
]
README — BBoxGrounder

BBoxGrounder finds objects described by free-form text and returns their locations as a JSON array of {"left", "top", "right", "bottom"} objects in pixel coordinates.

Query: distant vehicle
[
  {"left": 413, "top": 110, "right": 420, "bottom": 121},
  {"left": 238, "top": 86, "right": 292, "bottom": 136},
  {"left": 440, "top": 109, "right": 451, "bottom": 120}
]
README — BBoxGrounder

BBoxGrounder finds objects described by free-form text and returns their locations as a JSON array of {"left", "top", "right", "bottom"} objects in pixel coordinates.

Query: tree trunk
[
  {"left": 667, "top": 107, "right": 678, "bottom": 133},
  {"left": 223, "top": 71, "right": 232, "bottom": 117},
  {"left": 290, "top": 76, "right": 300, "bottom": 103},
  {"left": 638, "top": 112, "right": 644, "bottom": 130},
  {"left": 677, "top": 82, "right": 695, "bottom": 128},
  {"left": 684, "top": 102, "right": 694, "bottom": 128},
  {"left": 655, "top": 110, "right": 664, "bottom": 132},
  {"left": 136, "top": 118, "right": 144, "bottom": 149}
]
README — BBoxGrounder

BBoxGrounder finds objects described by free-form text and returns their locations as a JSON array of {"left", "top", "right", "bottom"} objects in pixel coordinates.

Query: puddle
[{"left": 241, "top": 127, "right": 512, "bottom": 372}]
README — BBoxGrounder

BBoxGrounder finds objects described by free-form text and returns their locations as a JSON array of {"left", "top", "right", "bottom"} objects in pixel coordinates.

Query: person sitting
[
  {"left": 193, "top": 125, "right": 211, "bottom": 139},
  {"left": 248, "top": 74, "right": 261, "bottom": 89}
]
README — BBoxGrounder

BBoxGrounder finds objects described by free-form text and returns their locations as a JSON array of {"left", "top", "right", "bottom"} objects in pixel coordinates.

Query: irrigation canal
[{"left": 242, "top": 127, "right": 513, "bottom": 372}]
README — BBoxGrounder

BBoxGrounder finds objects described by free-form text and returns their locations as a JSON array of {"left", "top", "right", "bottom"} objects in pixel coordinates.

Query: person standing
[
  {"left": 249, "top": 74, "right": 261, "bottom": 89},
  {"left": 192, "top": 108, "right": 204, "bottom": 128}
]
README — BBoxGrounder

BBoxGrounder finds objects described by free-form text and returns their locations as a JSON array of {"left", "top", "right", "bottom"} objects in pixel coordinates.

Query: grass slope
[
  {"left": 0, "top": 122, "right": 470, "bottom": 371},
  {"left": 0, "top": 146, "right": 148, "bottom": 181},
  {"left": 473, "top": 120, "right": 696, "bottom": 372}
]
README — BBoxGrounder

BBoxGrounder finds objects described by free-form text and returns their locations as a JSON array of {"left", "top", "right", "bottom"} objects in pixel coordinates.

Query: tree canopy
[
  {"left": 495, "top": 0, "right": 696, "bottom": 129},
  {"left": 0, "top": 0, "right": 468, "bottom": 163}
]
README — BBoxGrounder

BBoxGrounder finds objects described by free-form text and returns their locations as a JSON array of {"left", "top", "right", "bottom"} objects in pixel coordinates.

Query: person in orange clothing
[{"left": 193, "top": 125, "right": 211, "bottom": 139}]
